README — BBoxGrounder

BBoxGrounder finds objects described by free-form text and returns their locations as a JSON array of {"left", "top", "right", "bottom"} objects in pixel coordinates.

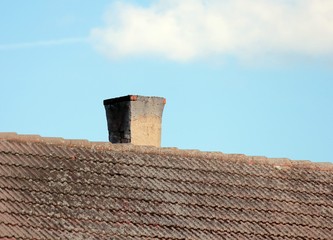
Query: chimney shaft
[{"left": 103, "top": 95, "right": 166, "bottom": 147}]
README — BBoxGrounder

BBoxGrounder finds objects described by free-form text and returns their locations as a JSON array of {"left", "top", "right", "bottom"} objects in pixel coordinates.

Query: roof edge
[{"left": 1, "top": 132, "right": 332, "bottom": 172}]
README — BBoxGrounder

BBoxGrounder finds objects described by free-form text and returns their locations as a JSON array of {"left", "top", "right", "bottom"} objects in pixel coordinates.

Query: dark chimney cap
[{"left": 104, "top": 95, "right": 166, "bottom": 105}]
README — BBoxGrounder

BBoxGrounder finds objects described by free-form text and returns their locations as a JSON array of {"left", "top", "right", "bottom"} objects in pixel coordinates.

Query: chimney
[{"left": 103, "top": 95, "right": 166, "bottom": 147}]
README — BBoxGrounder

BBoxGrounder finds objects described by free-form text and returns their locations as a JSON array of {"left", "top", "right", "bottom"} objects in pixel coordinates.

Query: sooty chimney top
[{"left": 103, "top": 95, "right": 166, "bottom": 147}]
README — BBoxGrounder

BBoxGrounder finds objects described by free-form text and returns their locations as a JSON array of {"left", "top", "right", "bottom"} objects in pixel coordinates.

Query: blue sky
[{"left": 1, "top": 0, "right": 332, "bottom": 163}]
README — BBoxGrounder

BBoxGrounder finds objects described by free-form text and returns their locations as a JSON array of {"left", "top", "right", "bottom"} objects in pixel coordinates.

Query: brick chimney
[{"left": 103, "top": 95, "right": 166, "bottom": 147}]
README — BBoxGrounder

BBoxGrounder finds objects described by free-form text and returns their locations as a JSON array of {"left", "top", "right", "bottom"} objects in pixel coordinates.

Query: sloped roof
[{"left": 0, "top": 133, "right": 332, "bottom": 240}]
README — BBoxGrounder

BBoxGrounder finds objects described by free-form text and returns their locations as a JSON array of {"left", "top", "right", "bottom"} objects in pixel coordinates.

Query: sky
[{"left": 0, "top": 0, "right": 332, "bottom": 163}]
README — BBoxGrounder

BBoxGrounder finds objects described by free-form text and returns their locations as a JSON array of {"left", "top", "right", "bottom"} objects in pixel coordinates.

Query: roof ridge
[{"left": 1, "top": 132, "right": 332, "bottom": 172}]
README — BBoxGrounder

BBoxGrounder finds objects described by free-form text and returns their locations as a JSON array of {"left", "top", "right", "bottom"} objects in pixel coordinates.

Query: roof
[{"left": 0, "top": 132, "right": 333, "bottom": 240}]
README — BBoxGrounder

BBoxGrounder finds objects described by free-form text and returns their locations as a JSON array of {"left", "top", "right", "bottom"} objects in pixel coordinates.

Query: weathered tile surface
[{"left": 0, "top": 133, "right": 332, "bottom": 239}]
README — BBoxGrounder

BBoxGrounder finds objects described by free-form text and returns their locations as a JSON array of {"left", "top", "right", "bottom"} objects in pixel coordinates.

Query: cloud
[
  {"left": 0, "top": 37, "right": 88, "bottom": 51},
  {"left": 90, "top": 0, "right": 333, "bottom": 62}
]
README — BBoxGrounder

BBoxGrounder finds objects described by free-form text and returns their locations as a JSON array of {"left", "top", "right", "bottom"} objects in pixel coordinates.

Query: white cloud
[
  {"left": 0, "top": 37, "right": 87, "bottom": 51},
  {"left": 90, "top": 0, "right": 333, "bottom": 62}
]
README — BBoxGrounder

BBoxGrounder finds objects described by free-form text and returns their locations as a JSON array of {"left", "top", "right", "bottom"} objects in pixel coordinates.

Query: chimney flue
[{"left": 103, "top": 95, "right": 166, "bottom": 147}]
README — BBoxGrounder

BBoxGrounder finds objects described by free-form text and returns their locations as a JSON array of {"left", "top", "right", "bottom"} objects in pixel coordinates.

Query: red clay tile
[{"left": 0, "top": 134, "right": 332, "bottom": 239}]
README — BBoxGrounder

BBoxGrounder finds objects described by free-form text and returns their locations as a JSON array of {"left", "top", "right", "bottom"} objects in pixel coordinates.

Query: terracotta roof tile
[{"left": 0, "top": 133, "right": 333, "bottom": 239}]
